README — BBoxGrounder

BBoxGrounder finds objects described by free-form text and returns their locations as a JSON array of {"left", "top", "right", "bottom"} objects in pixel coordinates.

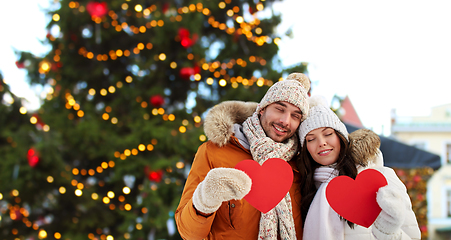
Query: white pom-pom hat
[{"left": 298, "top": 95, "right": 349, "bottom": 147}]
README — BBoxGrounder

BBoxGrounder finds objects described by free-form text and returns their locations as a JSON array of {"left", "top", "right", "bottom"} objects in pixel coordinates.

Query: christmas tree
[{"left": 2, "top": 0, "right": 307, "bottom": 239}]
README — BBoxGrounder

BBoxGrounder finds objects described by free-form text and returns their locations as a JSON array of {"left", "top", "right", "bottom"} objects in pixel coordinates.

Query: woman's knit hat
[
  {"left": 298, "top": 95, "right": 349, "bottom": 147},
  {"left": 256, "top": 73, "right": 311, "bottom": 121}
]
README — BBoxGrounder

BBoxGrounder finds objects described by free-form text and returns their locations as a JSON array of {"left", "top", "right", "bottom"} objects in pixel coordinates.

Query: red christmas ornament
[
  {"left": 150, "top": 94, "right": 165, "bottom": 107},
  {"left": 86, "top": 1, "right": 108, "bottom": 18},
  {"left": 416, "top": 193, "right": 424, "bottom": 201},
  {"left": 178, "top": 28, "right": 197, "bottom": 48},
  {"left": 420, "top": 225, "right": 427, "bottom": 232},
  {"left": 51, "top": 62, "right": 60, "bottom": 72},
  {"left": 162, "top": 3, "right": 169, "bottom": 14},
  {"left": 178, "top": 28, "right": 190, "bottom": 40},
  {"left": 396, "top": 169, "right": 405, "bottom": 176},
  {"left": 413, "top": 175, "right": 422, "bottom": 182},
  {"left": 10, "top": 209, "right": 23, "bottom": 221},
  {"left": 148, "top": 170, "right": 163, "bottom": 182},
  {"left": 27, "top": 148, "right": 39, "bottom": 168},
  {"left": 179, "top": 67, "right": 195, "bottom": 80},
  {"left": 193, "top": 65, "right": 201, "bottom": 74},
  {"left": 15, "top": 61, "right": 25, "bottom": 69},
  {"left": 181, "top": 38, "right": 193, "bottom": 48}
]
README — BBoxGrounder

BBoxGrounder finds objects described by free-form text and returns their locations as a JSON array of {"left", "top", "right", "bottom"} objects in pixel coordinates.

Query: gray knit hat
[
  {"left": 256, "top": 73, "right": 310, "bottom": 121},
  {"left": 298, "top": 95, "right": 348, "bottom": 147}
]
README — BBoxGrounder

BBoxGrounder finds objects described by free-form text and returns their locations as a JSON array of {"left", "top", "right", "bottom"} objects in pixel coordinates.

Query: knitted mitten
[
  {"left": 192, "top": 168, "right": 252, "bottom": 214},
  {"left": 372, "top": 185, "right": 405, "bottom": 240}
]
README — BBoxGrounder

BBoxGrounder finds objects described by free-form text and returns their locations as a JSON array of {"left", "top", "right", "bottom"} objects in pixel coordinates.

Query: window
[
  {"left": 413, "top": 142, "right": 426, "bottom": 150},
  {"left": 447, "top": 143, "right": 451, "bottom": 164},
  {"left": 409, "top": 140, "right": 427, "bottom": 151},
  {"left": 447, "top": 189, "right": 451, "bottom": 217}
]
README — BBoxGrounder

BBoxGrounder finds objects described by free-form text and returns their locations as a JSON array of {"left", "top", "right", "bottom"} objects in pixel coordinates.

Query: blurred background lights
[
  {"left": 11, "top": 189, "right": 19, "bottom": 197},
  {"left": 19, "top": 107, "right": 27, "bottom": 114},
  {"left": 75, "top": 189, "right": 82, "bottom": 196},
  {"left": 199, "top": 134, "right": 207, "bottom": 141},
  {"left": 92, "top": 193, "right": 99, "bottom": 200},
  {"left": 47, "top": 176, "right": 54, "bottom": 183},
  {"left": 176, "top": 161, "right": 185, "bottom": 169},
  {"left": 107, "top": 191, "right": 115, "bottom": 198},
  {"left": 38, "top": 229, "right": 47, "bottom": 239},
  {"left": 54, "top": 232, "right": 61, "bottom": 239}
]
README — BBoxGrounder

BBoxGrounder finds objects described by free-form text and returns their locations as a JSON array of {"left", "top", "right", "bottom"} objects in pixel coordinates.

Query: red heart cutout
[
  {"left": 326, "top": 169, "right": 388, "bottom": 228},
  {"left": 235, "top": 158, "right": 293, "bottom": 213}
]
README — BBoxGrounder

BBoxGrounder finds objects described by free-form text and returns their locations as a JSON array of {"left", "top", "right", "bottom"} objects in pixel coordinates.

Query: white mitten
[
  {"left": 192, "top": 168, "right": 252, "bottom": 214},
  {"left": 372, "top": 185, "right": 405, "bottom": 240}
]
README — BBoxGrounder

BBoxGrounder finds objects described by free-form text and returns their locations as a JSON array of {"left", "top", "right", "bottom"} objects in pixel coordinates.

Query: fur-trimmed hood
[
  {"left": 203, "top": 101, "right": 258, "bottom": 147},
  {"left": 348, "top": 128, "right": 383, "bottom": 168}
]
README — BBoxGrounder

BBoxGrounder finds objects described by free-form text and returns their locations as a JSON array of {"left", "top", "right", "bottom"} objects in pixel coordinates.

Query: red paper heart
[
  {"left": 235, "top": 158, "right": 293, "bottom": 213},
  {"left": 326, "top": 169, "right": 388, "bottom": 228}
]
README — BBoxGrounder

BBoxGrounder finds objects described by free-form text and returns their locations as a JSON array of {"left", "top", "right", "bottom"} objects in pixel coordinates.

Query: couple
[{"left": 175, "top": 73, "right": 421, "bottom": 240}]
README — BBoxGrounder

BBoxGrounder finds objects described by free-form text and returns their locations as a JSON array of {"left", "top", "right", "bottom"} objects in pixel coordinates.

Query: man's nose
[{"left": 279, "top": 113, "right": 290, "bottom": 126}]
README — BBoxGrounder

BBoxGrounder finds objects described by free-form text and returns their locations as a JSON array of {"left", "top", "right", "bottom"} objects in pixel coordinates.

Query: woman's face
[{"left": 305, "top": 127, "right": 341, "bottom": 166}]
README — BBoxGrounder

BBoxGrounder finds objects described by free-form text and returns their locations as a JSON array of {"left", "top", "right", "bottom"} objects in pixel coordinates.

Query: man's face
[{"left": 259, "top": 101, "right": 302, "bottom": 143}]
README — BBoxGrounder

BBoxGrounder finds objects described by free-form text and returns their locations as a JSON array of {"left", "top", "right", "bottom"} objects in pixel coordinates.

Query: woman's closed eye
[{"left": 324, "top": 131, "right": 334, "bottom": 137}]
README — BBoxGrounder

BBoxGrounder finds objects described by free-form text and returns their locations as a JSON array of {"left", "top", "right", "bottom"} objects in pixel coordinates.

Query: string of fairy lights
[{"left": 3, "top": 0, "right": 285, "bottom": 239}]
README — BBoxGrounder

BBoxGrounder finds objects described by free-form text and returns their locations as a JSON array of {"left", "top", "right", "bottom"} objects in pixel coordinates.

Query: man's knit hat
[
  {"left": 298, "top": 95, "right": 349, "bottom": 147},
  {"left": 256, "top": 73, "right": 310, "bottom": 121}
]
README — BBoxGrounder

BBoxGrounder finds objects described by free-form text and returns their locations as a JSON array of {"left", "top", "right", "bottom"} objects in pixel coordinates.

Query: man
[{"left": 175, "top": 73, "right": 310, "bottom": 239}]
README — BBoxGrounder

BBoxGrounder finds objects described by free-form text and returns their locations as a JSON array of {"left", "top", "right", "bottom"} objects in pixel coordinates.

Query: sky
[
  {"left": 0, "top": 0, "right": 51, "bottom": 110},
  {"left": 274, "top": 0, "right": 451, "bottom": 135},
  {"left": 1, "top": 0, "right": 451, "bottom": 136}
]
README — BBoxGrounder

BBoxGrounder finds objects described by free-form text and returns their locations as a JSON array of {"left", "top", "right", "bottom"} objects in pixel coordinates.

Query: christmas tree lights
[{"left": 2, "top": 0, "right": 308, "bottom": 239}]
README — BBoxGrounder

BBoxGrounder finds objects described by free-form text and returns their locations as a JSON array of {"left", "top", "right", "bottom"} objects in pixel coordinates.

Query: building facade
[{"left": 391, "top": 103, "right": 451, "bottom": 240}]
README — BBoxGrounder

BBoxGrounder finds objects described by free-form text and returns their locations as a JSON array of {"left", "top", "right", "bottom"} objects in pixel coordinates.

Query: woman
[{"left": 296, "top": 95, "right": 421, "bottom": 240}]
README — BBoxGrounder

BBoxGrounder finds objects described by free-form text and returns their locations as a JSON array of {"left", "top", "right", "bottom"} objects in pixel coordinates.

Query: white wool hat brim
[{"left": 298, "top": 95, "right": 349, "bottom": 147}]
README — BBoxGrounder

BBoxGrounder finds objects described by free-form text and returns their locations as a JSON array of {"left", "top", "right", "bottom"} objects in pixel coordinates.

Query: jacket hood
[
  {"left": 204, "top": 101, "right": 258, "bottom": 147},
  {"left": 348, "top": 128, "right": 383, "bottom": 167}
]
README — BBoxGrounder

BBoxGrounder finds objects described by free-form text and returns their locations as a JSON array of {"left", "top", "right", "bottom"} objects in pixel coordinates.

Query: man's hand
[{"left": 192, "top": 168, "right": 252, "bottom": 215}]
